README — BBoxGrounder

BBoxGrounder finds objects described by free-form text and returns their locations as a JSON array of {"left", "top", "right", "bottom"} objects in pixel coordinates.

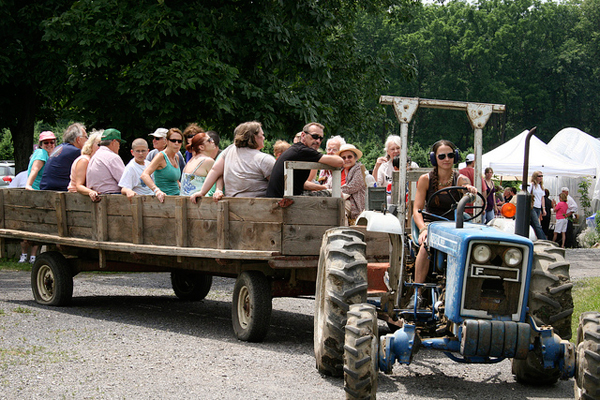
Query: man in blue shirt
[{"left": 39, "top": 123, "right": 88, "bottom": 191}]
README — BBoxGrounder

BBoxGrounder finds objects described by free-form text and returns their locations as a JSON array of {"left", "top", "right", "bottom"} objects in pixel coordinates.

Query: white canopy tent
[
  {"left": 548, "top": 127, "right": 600, "bottom": 212},
  {"left": 478, "top": 129, "right": 596, "bottom": 178}
]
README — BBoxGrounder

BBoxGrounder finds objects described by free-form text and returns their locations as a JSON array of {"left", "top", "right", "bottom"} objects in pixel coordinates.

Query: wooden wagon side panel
[
  {"left": 281, "top": 197, "right": 344, "bottom": 256},
  {"left": 2, "top": 189, "right": 58, "bottom": 235}
]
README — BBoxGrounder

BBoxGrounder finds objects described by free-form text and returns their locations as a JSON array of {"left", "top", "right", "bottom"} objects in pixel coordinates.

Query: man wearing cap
[
  {"left": 147, "top": 127, "right": 185, "bottom": 171},
  {"left": 86, "top": 129, "right": 126, "bottom": 199},
  {"left": 40, "top": 123, "right": 88, "bottom": 191},
  {"left": 266, "top": 122, "right": 343, "bottom": 198},
  {"left": 561, "top": 186, "right": 578, "bottom": 247}
]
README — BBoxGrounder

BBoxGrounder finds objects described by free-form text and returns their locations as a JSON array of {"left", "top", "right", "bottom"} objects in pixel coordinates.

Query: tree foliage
[{"left": 42, "top": 0, "right": 415, "bottom": 143}]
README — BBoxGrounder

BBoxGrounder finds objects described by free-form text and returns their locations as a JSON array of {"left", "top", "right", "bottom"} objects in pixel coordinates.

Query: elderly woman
[
  {"left": 317, "top": 135, "right": 346, "bottom": 189},
  {"left": 337, "top": 144, "right": 366, "bottom": 225},
  {"left": 190, "top": 121, "right": 275, "bottom": 203},
  {"left": 373, "top": 135, "right": 402, "bottom": 188},
  {"left": 142, "top": 128, "right": 183, "bottom": 202},
  {"left": 67, "top": 131, "right": 102, "bottom": 199},
  {"left": 26, "top": 131, "right": 57, "bottom": 190},
  {"left": 181, "top": 132, "right": 218, "bottom": 196}
]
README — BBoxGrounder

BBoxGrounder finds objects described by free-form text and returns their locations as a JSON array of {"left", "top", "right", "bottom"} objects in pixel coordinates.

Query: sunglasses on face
[
  {"left": 437, "top": 152, "right": 456, "bottom": 160},
  {"left": 187, "top": 134, "right": 196, "bottom": 139},
  {"left": 169, "top": 138, "right": 183, "bottom": 144},
  {"left": 207, "top": 137, "right": 214, "bottom": 143},
  {"left": 306, "top": 132, "right": 323, "bottom": 141},
  {"left": 341, "top": 155, "right": 354, "bottom": 160},
  {"left": 41, "top": 140, "right": 55, "bottom": 145}
]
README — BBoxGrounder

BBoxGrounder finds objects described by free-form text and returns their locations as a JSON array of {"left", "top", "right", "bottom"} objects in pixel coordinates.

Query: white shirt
[
  {"left": 566, "top": 194, "right": 578, "bottom": 214},
  {"left": 222, "top": 145, "right": 275, "bottom": 197},
  {"left": 119, "top": 158, "right": 154, "bottom": 195}
]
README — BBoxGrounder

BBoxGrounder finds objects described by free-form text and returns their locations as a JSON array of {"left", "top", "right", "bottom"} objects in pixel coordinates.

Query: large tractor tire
[
  {"left": 314, "top": 228, "right": 368, "bottom": 377},
  {"left": 528, "top": 241, "right": 573, "bottom": 340},
  {"left": 232, "top": 271, "right": 272, "bottom": 342},
  {"left": 512, "top": 241, "right": 574, "bottom": 385},
  {"left": 31, "top": 252, "right": 73, "bottom": 306},
  {"left": 575, "top": 312, "right": 600, "bottom": 400},
  {"left": 171, "top": 271, "right": 212, "bottom": 301},
  {"left": 344, "top": 303, "right": 378, "bottom": 400}
]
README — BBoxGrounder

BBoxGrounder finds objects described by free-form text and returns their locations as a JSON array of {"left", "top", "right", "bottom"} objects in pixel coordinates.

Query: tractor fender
[
  {"left": 488, "top": 217, "right": 537, "bottom": 241},
  {"left": 355, "top": 210, "right": 402, "bottom": 235}
]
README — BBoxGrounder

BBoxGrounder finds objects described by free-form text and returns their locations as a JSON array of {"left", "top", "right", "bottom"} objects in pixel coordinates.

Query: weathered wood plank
[
  {"left": 0, "top": 228, "right": 277, "bottom": 260},
  {"left": 2, "top": 189, "right": 55, "bottom": 209},
  {"left": 66, "top": 211, "right": 93, "bottom": 229},
  {"left": 4, "top": 206, "right": 58, "bottom": 225},
  {"left": 281, "top": 224, "right": 331, "bottom": 255},
  {"left": 188, "top": 219, "right": 217, "bottom": 247},
  {"left": 93, "top": 200, "right": 108, "bottom": 241},
  {"left": 282, "top": 197, "right": 343, "bottom": 226},
  {"left": 55, "top": 192, "right": 68, "bottom": 237},
  {"left": 5, "top": 220, "right": 58, "bottom": 235},
  {"left": 64, "top": 192, "right": 94, "bottom": 212},
  {"left": 131, "top": 196, "right": 144, "bottom": 244},
  {"left": 228, "top": 221, "right": 281, "bottom": 251},
  {"left": 217, "top": 200, "right": 229, "bottom": 249},
  {"left": 176, "top": 197, "right": 187, "bottom": 248},
  {"left": 107, "top": 215, "right": 134, "bottom": 243},
  {"left": 0, "top": 189, "right": 4, "bottom": 229},
  {"left": 138, "top": 217, "right": 178, "bottom": 246}
]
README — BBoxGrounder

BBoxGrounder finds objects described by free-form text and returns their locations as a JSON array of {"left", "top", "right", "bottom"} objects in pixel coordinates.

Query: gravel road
[{"left": 1, "top": 248, "right": 597, "bottom": 399}]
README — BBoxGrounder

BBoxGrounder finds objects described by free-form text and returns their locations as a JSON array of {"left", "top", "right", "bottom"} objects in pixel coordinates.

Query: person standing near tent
[
  {"left": 528, "top": 171, "right": 547, "bottom": 240},
  {"left": 483, "top": 167, "right": 498, "bottom": 224}
]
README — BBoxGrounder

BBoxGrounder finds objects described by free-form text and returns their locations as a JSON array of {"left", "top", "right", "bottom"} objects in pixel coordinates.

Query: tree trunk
[{"left": 10, "top": 87, "right": 36, "bottom": 173}]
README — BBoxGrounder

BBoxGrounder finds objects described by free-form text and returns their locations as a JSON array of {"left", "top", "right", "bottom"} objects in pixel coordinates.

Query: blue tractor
[{"left": 313, "top": 97, "right": 599, "bottom": 400}]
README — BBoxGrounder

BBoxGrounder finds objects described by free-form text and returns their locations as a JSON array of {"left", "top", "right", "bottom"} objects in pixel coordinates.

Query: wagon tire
[
  {"left": 232, "top": 271, "right": 272, "bottom": 342},
  {"left": 575, "top": 311, "right": 600, "bottom": 400},
  {"left": 171, "top": 271, "right": 212, "bottom": 301},
  {"left": 314, "top": 228, "right": 368, "bottom": 377},
  {"left": 31, "top": 251, "right": 73, "bottom": 306},
  {"left": 344, "top": 303, "right": 378, "bottom": 400}
]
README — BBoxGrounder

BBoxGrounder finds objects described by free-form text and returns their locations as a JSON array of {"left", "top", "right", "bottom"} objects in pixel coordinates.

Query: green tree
[
  {"left": 0, "top": 0, "right": 72, "bottom": 172},
  {"left": 42, "top": 0, "right": 414, "bottom": 144}
]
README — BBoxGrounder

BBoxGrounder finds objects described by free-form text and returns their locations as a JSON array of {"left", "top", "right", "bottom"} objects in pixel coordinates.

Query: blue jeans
[
  {"left": 483, "top": 210, "right": 495, "bottom": 224},
  {"left": 530, "top": 207, "right": 547, "bottom": 240}
]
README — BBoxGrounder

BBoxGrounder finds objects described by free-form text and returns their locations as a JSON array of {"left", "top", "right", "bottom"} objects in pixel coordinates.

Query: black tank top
[{"left": 425, "top": 170, "right": 460, "bottom": 221}]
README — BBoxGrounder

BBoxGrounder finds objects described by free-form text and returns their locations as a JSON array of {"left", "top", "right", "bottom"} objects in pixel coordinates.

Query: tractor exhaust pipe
[{"left": 515, "top": 127, "right": 536, "bottom": 237}]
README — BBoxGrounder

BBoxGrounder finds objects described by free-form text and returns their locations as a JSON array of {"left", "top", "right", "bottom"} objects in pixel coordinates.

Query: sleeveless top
[
  {"left": 425, "top": 170, "right": 460, "bottom": 220},
  {"left": 154, "top": 151, "right": 181, "bottom": 196},
  {"left": 180, "top": 158, "right": 207, "bottom": 196}
]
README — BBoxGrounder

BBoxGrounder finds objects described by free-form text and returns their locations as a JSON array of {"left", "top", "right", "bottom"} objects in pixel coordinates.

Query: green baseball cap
[{"left": 102, "top": 128, "right": 126, "bottom": 143}]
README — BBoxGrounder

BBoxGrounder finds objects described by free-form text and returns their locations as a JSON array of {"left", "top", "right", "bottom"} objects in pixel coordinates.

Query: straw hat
[{"left": 337, "top": 144, "right": 363, "bottom": 160}]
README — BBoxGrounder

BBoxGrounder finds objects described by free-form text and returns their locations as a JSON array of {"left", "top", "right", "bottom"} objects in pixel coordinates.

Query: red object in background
[
  {"left": 386, "top": 183, "right": 392, "bottom": 193},
  {"left": 3, "top": 176, "right": 11, "bottom": 183}
]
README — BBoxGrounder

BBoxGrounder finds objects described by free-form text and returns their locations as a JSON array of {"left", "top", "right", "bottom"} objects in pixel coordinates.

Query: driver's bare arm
[
  {"left": 413, "top": 173, "right": 430, "bottom": 244},
  {"left": 457, "top": 175, "right": 477, "bottom": 194}
]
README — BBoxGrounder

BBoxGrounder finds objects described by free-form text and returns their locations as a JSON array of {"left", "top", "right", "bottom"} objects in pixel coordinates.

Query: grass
[
  {"left": 571, "top": 277, "right": 600, "bottom": 340},
  {"left": 12, "top": 307, "right": 31, "bottom": 314},
  {"left": 0, "top": 258, "right": 31, "bottom": 272}
]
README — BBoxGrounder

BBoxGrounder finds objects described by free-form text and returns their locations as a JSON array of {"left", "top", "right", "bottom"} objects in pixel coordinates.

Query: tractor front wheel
[{"left": 344, "top": 303, "right": 378, "bottom": 400}]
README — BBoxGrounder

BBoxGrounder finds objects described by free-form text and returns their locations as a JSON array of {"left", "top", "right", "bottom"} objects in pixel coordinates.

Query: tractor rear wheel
[
  {"left": 344, "top": 303, "right": 378, "bottom": 400},
  {"left": 314, "top": 228, "right": 368, "bottom": 377},
  {"left": 575, "top": 311, "right": 600, "bottom": 400},
  {"left": 512, "top": 240, "right": 574, "bottom": 385}
]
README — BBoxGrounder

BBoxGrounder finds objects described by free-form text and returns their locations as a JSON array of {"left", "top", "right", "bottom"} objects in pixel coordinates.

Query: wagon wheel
[
  {"left": 231, "top": 271, "right": 272, "bottom": 342},
  {"left": 31, "top": 251, "right": 73, "bottom": 306}
]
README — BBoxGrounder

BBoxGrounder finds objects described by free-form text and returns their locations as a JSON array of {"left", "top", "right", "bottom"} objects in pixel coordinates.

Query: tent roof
[
  {"left": 548, "top": 128, "right": 600, "bottom": 172},
  {"left": 481, "top": 130, "right": 596, "bottom": 178}
]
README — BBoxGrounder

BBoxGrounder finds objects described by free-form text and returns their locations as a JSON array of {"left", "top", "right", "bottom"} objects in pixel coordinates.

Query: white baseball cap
[
  {"left": 149, "top": 128, "right": 168, "bottom": 138},
  {"left": 465, "top": 154, "right": 474, "bottom": 163},
  {"left": 561, "top": 187, "right": 569, "bottom": 192}
]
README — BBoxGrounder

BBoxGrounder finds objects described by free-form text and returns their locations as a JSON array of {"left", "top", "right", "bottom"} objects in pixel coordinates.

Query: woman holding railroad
[
  {"left": 142, "top": 128, "right": 183, "bottom": 202},
  {"left": 412, "top": 140, "right": 476, "bottom": 299}
]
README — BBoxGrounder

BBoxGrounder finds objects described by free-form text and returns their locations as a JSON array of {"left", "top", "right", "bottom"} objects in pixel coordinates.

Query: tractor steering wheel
[{"left": 422, "top": 186, "right": 486, "bottom": 222}]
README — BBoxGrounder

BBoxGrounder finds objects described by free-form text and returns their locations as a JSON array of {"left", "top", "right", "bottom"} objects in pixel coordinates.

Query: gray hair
[
  {"left": 63, "top": 123, "right": 86, "bottom": 144},
  {"left": 98, "top": 139, "right": 113, "bottom": 147},
  {"left": 326, "top": 135, "right": 346, "bottom": 148},
  {"left": 384, "top": 135, "right": 402, "bottom": 154}
]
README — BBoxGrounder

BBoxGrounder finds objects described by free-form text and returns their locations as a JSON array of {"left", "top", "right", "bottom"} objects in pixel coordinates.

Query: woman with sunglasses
[
  {"left": 412, "top": 140, "right": 476, "bottom": 292},
  {"left": 25, "top": 131, "right": 57, "bottom": 190},
  {"left": 181, "top": 132, "right": 217, "bottom": 196},
  {"left": 142, "top": 128, "right": 183, "bottom": 202},
  {"left": 527, "top": 170, "right": 547, "bottom": 240},
  {"left": 337, "top": 144, "right": 366, "bottom": 225}
]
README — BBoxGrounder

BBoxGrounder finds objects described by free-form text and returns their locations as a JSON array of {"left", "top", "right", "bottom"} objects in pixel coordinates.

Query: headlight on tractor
[
  {"left": 472, "top": 244, "right": 492, "bottom": 263},
  {"left": 503, "top": 248, "right": 522, "bottom": 266}
]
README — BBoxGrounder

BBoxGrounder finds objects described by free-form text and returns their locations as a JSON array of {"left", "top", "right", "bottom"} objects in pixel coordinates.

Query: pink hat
[{"left": 39, "top": 131, "right": 56, "bottom": 142}]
